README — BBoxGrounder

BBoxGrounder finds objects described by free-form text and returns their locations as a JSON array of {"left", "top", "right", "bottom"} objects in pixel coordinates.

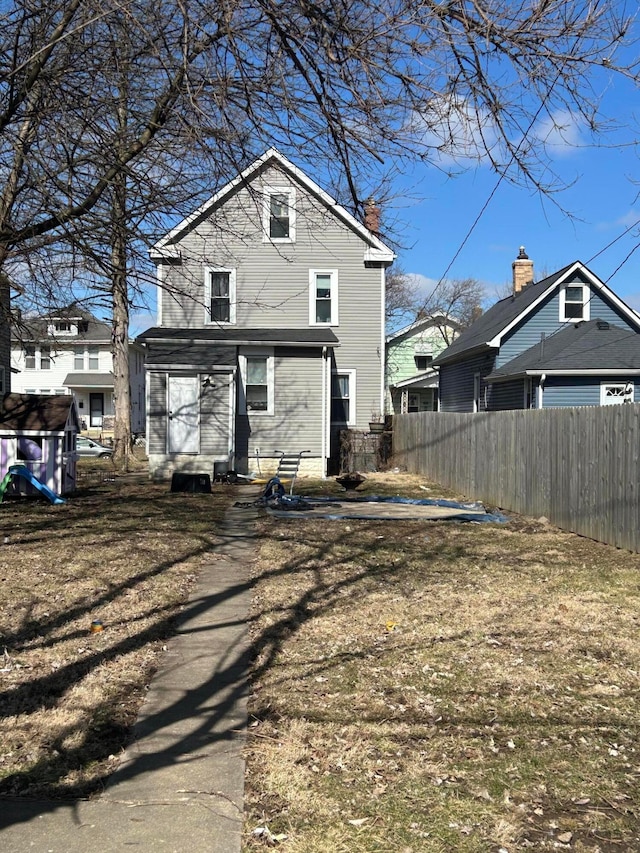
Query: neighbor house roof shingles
[{"left": 486, "top": 320, "right": 640, "bottom": 380}]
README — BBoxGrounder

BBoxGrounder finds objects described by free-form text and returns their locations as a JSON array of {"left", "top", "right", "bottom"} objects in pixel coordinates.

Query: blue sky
[
  {"left": 131, "top": 54, "right": 640, "bottom": 335},
  {"left": 388, "top": 71, "right": 640, "bottom": 314}
]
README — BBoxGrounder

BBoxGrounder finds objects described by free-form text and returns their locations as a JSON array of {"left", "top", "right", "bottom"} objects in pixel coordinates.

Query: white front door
[{"left": 168, "top": 376, "right": 199, "bottom": 453}]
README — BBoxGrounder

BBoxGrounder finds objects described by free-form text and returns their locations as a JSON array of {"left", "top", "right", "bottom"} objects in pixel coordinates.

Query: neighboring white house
[{"left": 11, "top": 305, "right": 145, "bottom": 434}]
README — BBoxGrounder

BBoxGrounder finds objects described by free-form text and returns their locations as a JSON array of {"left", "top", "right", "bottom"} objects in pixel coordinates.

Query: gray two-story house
[
  {"left": 434, "top": 249, "right": 640, "bottom": 411},
  {"left": 139, "top": 149, "right": 395, "bottom": 479}
]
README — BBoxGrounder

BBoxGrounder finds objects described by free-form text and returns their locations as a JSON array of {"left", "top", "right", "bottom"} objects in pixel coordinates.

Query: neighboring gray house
[
  {"left": 434, "top": 250, "right": 640, "bottom": 411},
  {"left": 385, "top": 314, "right": 460, "bottom": 414},
  {"left": 11, "top": 305, "right": 146, "bottom": 434},
  {"left": 139, "top": 148, "right": 395, "bottom": 479}
]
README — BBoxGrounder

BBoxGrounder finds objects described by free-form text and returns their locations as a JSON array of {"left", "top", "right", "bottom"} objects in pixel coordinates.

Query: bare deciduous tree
[{"left": 1, "top": 0, "right": 636, "bottom": 467}]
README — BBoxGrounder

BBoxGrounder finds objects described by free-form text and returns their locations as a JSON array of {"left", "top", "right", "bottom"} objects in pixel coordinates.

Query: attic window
[
  {"left": 264, "top": 187, "right": 295, "bottom": 242},
  {"left": 560, "top": 284, "right": 590, "bottom": 322}
]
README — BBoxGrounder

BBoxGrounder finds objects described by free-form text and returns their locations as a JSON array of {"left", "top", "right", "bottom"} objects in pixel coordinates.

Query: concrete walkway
[{"left": 0, "top": 493, "right": 260, "bottom": 853}]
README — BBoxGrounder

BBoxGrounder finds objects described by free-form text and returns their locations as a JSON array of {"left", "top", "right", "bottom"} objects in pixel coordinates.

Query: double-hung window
[
  {"left": 309, "top": 269, "right": 338, "bottom": 325},
  {"left": 25, "top": 345, "right": 36, "bottom": 369},
  {"left": 74, "top": 350, "right": 84, "bottom": 370},
  {"left": 88, "top": 347, "right": 99, "bottom": 370},
  {"left": 560, "top": 284, "right": 590, "bottom": 322},
  {"left": 40, "top": 346, "right": 51, "bottom": 370},
  {"left": 240, "top": 350, "right": 274, "bottom": 415},
  {"left": 205, "top": 267, "right": 236, "bottom": 324},
  {"left": 331, "top": 370, "right": 356, "bottom": 425},
  {"left": 263, "top": 187, "right": 295, "bottom": 242}
]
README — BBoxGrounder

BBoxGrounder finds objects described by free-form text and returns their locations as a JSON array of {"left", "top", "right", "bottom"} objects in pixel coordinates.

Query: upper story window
[
  {"left": 205, "top": 267, "right": 236, "bottom": 324},
  {"left": 25, "top": 345, "right": 36, "bottom": 369},
  {"left": 414, "top": 354, "right": 433, "bottom": 371},
  {"left": 74, "top": 350, "right": 84, "bottom": 370},
  {"left": 263, "top": 187, "right": 295, "bottom": 242},
  {"left": 309, "top": 269, "right": 338, "bottom": 325},
  {"left": 560, "top": 284, "right": 590, "bottom": 322},
  {"left": 88, "top": 346, "right": 99, "bottom": 370},
  {"left": 40, "top": 346, "right": 51, "bottom": 369}
]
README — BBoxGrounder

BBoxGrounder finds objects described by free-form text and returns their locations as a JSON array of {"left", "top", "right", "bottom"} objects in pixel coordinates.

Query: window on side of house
[
  {"left": 331, "top": 370, "right": 356, "bottom": 425},
  {"left": 88, "top": 346, "right": 99, "bottom": 370},
  {"left": 205, "top": 267, "right": 236, "bottom": 324},
  {"left": 25, "top": 345, "right": 36, "bottom": 369},
  {"left": 309, "top": 270, "right": 338, "bottom": 325},
  {"left": 560, "top": 284, "right": 590, "bottom": 322},
  {"left": 600, "top": 382, "right": 634, "bottom": 405},
  {"left": 414, "top": 354, "right": 433, "bottom": 371},
  {"left": 40, "top": 346, "right": 51, "bottom": 369},
  {"left": 74, "top": 350, "right": 84, "bottom": 370},
  {"left": 239, "top": 350, "right": 274, "bottom": 415},
  {"left": 263, "top": 187, "right": 295, "bottom": 242}
]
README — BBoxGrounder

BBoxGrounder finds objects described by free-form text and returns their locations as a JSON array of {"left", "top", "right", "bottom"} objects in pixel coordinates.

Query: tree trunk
[{"left": 111, "top": 166, "right": 132, "bottom": 472}]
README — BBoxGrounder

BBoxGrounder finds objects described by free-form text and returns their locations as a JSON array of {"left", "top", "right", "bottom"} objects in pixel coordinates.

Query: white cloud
[
  {"left": 410, "top": 97, "right": 499, "bottom": 166},
  {"left": 595, "top": 208, "right": 640, "bottom": 232},
  {"left": 532, "top": 109, "right": 585, "bottom": 156}
]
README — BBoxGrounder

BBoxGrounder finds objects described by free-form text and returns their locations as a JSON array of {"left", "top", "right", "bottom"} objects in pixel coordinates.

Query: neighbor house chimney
[
  {"left": 512, "top": 246, "right": 534, "bottom": 294},
  {"left": 363, "top": 197, "right": 381, "bottom": 234}
]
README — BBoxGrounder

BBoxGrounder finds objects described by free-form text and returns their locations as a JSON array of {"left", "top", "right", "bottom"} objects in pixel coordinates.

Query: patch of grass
[
  {"left": 244, "top": 472, "right": 640, "bottom": 851},
  {"left": 0, "top": 469, "right": 234, "bottom": 798}
]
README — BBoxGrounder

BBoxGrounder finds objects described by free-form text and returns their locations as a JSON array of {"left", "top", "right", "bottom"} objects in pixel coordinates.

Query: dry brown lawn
[
  {"left": 0, "top": 459, "right": 233, "bottom": 798},
  {"left": 243, "top": 472, "right": 640, "bottom": 852},
  {"left": 2, "top": 462, "right": 640, "bottom": 853}
]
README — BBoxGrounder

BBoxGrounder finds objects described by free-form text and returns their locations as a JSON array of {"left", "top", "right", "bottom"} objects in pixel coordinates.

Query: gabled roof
[
  {"left": 432, "top": 261, "right": 640, "bottom": 366},
  {"left": 0, "top": 393, "right": 78, "bottom": 433},
  {"left": 150, "top": 148, "right": 395, "bottom": 265},
  {"left": 137, "top": 327, "right": 340, "bottom": 347},
  {"left": 386, "top": 313, "right": 460, "bottom": 345},
  {"left": 12, "top": 304, "right": 111, "bottom": 344},
  {"left": 486, "top": 320, "right": 640, "bottom": 381}
]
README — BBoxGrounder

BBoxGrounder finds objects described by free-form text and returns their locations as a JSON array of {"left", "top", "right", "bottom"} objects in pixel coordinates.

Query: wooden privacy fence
[{"left": 393, "top": 406, "right": 640, "bottom": 553}]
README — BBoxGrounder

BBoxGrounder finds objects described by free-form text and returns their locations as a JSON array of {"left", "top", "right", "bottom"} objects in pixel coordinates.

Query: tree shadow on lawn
[{"left": 0, "top": 505, "right": 555, "bottom": 836}]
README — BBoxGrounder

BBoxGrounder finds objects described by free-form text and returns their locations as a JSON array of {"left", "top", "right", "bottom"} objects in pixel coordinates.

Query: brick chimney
[
  {"left": 512, "top": 246, "right": 534, "bottom": 294},
  {"left": 363, "top": 197, "right": 381, "bottom": 235}
]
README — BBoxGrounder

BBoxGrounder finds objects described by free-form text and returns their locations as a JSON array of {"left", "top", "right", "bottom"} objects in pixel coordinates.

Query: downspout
[
  {"left": 322, "top": 346, "right": 328, "bottom": 478},
  {"left": 380, "top": 266, "right": 386, "bottom": 417},
  {"left": 538, "top": 373, "right": 546, "bottom": 409}
]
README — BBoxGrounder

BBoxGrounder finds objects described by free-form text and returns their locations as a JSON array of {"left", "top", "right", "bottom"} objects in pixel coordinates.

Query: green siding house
[{"left": 385, "top": 315, "right": 460, "bottom": 414}]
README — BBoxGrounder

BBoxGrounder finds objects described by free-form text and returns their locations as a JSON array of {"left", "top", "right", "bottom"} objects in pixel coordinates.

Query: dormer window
[
  {"left": 263, "top": 187, "right": 295, "bottom": 242},
  {"left": 560, "top": 284, "right": 590, "bottom": 322}
]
